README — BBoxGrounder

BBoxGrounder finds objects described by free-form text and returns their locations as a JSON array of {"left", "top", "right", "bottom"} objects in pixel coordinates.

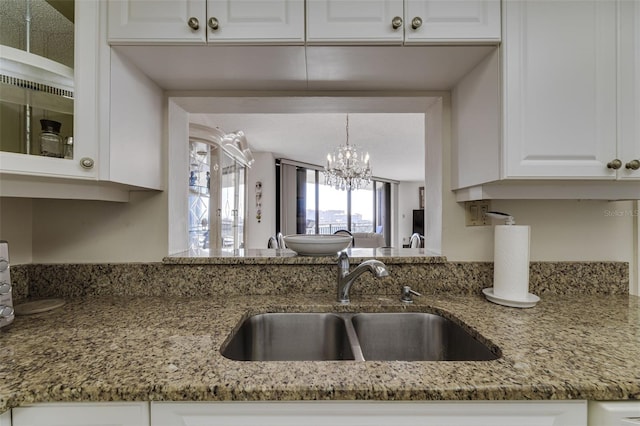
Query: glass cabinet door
[
  {"left": 220, "top": 151, "right": 246, "bottom": 252},
  {"left": 220, "top": 152, "right": 235, "bottom": 250},
  {"left": 188, "top": 124, "right": 249, "bottom": 253},
  {"left": 0, "top": 0, "right": 75, "bottom": 158},
  {"left": 188, "top": 139, "right": 212, "bottom": 251}
]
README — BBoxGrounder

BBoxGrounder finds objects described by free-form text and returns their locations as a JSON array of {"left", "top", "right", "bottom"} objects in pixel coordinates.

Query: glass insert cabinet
[
  {"left": 189, "top": 124, "right": 252, "bottom": 252},
  {"left": 0, "top": 0, "right": 74, "bottom": 159}
]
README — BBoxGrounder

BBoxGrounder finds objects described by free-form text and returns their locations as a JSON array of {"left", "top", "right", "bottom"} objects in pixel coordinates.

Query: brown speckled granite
[
  {"left": 26, "top": 261, "right": 628, "bottom": 299},
  {"left": 2, "top": 259, "right": 630, "bottom": 413},
  {"left": 1, "top": 293, "right": 639, "bottom": 414},
  {"left": 8, "top": 264, "right": 29, "bottom": 302}
]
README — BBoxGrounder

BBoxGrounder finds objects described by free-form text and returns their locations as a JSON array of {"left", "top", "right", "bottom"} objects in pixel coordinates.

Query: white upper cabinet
[
  {"left": 107, "top": 0, "right": 207, "bottom": 44},
  {"left": 452, "top": 0, "right": 640, "bottom": 199},
  {"left": 306, "top": 0, "right": 405, "bottom": 44},
  {"left": 108, "top": 0, "right": 499, "bottom": 45},
  {"left": 0, "top": 0, "right": 100, "bottom": 181},
  {"left": 617, "top": 0, "right": 640, "bottom": 180},
  {"left": 307, "top": 0, "right": 499, "bottom": 45},
  {"left": 107, "top": 0, "right": 305, "bottom": 44},
  {"left": 206, "top": 0, "right": 304, "bottom": 44},
  {"left": 1, "top": 1, "right": 163, "bottom": 201},
  {"left": 503, "top": 0, "right": 617, "bottom": 179},
  {"left": 404, "top": 0, "right": 501, "bottom": 44}
]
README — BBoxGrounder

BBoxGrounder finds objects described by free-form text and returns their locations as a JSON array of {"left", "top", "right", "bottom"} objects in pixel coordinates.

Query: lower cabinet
[
  {"left": 151, "top": 401, "right": 588, "bottom": 426},
  {"left": 0, "top": 411, "right": 10, "bottom": 426},
  {"left": 3, "top": 400, "right": 597, "bottom": 425},
  {"left": 588, "top": 401, "right": 640, "bottom": 425},
  {"left": 11, "top": 402, "right": 148, "bottom": 426}
]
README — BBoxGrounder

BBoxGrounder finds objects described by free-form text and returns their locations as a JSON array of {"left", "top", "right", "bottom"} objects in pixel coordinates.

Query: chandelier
[{"left": 324, "top": 115, "right": 372, "bottom": 191}]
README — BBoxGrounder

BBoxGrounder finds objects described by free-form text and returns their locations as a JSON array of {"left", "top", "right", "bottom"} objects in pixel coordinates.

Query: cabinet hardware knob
[
  {"left": 188, "top": 17, "right": 200, "bottom": 30},
  {"left": 208, "top": 17, "right": 219, "bottom": 30},
  {"left": 607, "top": 159, "right": 622, "bottom": 170},
  {"left": 625, "top": 159, "right": 640, "bottom": 170},
  {"left": 411, "top": 16, "right": 422, "bottom": 29},
  {"left": 391, "top": 16, "right": 403, "bottom": 30},
  {"left": 80, "top": 157, "right": 95, "bottom": 170},
  {"left": 0, "top": 305, "right": 13, "bottom": 318}
]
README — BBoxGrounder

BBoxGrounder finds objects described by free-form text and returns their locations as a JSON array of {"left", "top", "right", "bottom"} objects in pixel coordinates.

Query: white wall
[
  {"left": 0, "top": 198, "right": 33, "bottom": 265},
  {"left": 398, "top": 181, "right": 423, "bottom": 247},
  {"left": 31, "top": 191, "right": 167, "bottom": 263},
  {"left": 245, "top": 151, "right": 276, "bottom": 249},
  {"left": 444, "top": 198, "right": 635, "bottom": 262}
]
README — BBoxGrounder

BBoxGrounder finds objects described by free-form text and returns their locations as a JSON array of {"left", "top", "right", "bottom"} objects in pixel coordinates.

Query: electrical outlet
[{"left": 465, "top": 200, "right": 491, "bottom": 226}]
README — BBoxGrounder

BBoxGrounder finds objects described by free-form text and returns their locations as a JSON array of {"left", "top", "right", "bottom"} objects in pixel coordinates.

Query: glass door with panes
[
  {"left": 189, "top": 126, "right": 247, "bottom": 253},
  {"left": 1, "top": 0, "right": 74, "bottom": 158}
]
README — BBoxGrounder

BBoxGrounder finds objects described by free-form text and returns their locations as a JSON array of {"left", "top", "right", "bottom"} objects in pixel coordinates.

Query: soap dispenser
[{"left": 483, "top": 211, "right": 539, "bottom": 308}]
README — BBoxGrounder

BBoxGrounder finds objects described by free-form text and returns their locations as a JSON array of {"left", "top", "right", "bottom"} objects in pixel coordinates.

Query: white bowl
[{"left": 283, "top": 234, "right": 351, "bottom": 256}]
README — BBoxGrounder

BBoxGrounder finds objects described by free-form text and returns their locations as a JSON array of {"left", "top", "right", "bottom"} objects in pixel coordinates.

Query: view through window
[{"left": 278, "top": 161, "right": 390, "bottom": 244}]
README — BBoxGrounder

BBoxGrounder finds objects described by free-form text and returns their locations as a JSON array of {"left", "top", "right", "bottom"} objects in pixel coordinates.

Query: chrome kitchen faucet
[{"left": 337, "top": 252, "right": 389, "bottom": 304}]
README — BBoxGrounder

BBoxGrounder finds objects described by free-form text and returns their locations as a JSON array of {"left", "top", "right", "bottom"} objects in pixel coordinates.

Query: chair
[
  {"left": 352, "top": 232, "right": 385, "bottom": 248},
  {"left": 276, "top": 232, "right": 286, "bottom": 249},
  {"left": 409, "top": 233, "right": 423, "bottom": 248},
  {"left": 333, "top": 229, "right": 354, "bottom": 248},
  {"left": 267, "top": 236, "right": 278, "bottom": 249}
]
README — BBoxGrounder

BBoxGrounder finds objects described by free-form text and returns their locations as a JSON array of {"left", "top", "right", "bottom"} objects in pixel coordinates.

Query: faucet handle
[{"left": 400, "top": 285, "right": 421, "bottom": 304}]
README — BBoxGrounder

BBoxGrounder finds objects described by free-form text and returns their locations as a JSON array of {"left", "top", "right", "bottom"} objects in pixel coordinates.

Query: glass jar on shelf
[
  {"left": 63, "top": 136, "right": 73, "bottom": 159},
  {"left": 39, "top": 119, "right": 62, "bottom": 157}
]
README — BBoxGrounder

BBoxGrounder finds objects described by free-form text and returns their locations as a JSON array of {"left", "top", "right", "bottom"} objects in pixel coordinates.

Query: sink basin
[
  {"left": 221, "top": 313, "right": 355, "bottom": 361},
  {"left": 351, "top": 313, "right": 498, "bottom": 361},
  {"left": 221, "top": 312, "right": 498, "bottom": 362}
]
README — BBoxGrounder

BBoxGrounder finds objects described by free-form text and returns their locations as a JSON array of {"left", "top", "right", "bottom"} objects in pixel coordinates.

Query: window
[
  {"left": 277, "top": 160, "right": 391, "bottom": 245},
  {"left": 317, "top": 178, "right": 348, "bottom": 234}
]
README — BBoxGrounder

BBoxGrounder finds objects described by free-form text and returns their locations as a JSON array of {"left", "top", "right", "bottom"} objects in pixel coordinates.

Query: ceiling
[{"left": 190, "top": 113, "right": 425, "bottom": 182}]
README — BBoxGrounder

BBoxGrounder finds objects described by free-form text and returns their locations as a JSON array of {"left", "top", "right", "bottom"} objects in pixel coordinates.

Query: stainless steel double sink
[{"left": 221, "top": 312, "right": 499, "bottom": 362}]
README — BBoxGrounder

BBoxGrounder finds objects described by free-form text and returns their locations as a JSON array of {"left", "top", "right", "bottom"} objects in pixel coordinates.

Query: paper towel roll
[{"left": 493, "top": 225, "right": 530, "bottom": 301}]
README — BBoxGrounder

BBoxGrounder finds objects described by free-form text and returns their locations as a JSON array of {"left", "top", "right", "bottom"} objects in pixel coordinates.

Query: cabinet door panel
[
  {"left": 618, "top": 0, "right": 640, "bottom": 180},
  {"left": 503, "top": 0, "right": 617, "bottom": 179},
  {"left": 152, "top": 401, "right": 587, "bottom": 426},
  {"left": 405, "top": 0, "right": 500, "bottom": 43},
  {"left": 0, "top": 0, "right": 98, "bottom": 180},
  {"left": 207, "top": 0, "right": 304, "bottom": 44},
  {"left": 12, "top": 402, "right": 149, "bottom": 426},
  {"left": 107, "top": 0, "right": 207, "bottom": 44},
  {"left": 306, "top": 0, "right": 404, "bottom": 44},
  {"left": 0, "top": 411, "right": 10, "bottom": 426}
]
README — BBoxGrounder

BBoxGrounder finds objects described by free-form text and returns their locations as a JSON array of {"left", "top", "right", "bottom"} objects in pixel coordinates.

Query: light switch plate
[{"left": 465, "top": 200, "right": 491, "bottom": 226}]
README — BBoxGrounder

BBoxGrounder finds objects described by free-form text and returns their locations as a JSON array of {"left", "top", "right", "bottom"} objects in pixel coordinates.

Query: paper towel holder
[
  {"left": 483, "top": 210, "right": 540, "bottom": 308},
  {"left": 485, "top": 211, "right": 515, "bottom": 225}
]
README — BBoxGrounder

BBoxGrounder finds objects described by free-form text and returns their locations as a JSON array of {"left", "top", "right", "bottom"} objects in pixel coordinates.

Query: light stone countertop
[
  {"left": 164, "top": 247, "right": 446, "bottom": 264},
  {"left": 1, "top": 292, "right": 639, "bottom": 413}
]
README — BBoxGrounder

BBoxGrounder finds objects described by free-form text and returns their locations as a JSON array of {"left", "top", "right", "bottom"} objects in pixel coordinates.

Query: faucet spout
[{"left": 337, "top": 252, "right": 389, "bottom": 304}]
